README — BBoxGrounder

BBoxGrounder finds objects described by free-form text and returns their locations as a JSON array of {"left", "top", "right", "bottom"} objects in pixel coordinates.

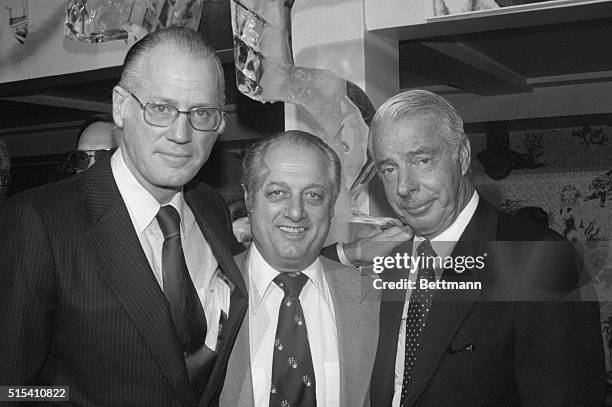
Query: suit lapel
[
  {"left": 81, "top": 158, "right": 194, "bottom": 407},
  {"left": 323, "top": 257, "right": 380, "bottom": 407},
  {"left": 184, "top": 189, "right": 248, "bottom": 407},
  {"left": 220, "top": 251, "right": 255, "bottom": 406},
  {"left": 370, "top": 240, "right": 412, "bottom": 406},
  {"left": 405, "top": 199, "right": 499, "bottom": 406}
]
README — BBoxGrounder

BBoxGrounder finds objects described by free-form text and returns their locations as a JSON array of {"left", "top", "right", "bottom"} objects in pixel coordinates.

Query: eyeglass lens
[
  {"left": 143, "top": 103, "right": 221, "bottom": 131},
  {"left": 144, "top": 103, "right": 221, "bottom": 130},
  {"left": 68, "top": 150, "right": 111, "bottom": 171}
]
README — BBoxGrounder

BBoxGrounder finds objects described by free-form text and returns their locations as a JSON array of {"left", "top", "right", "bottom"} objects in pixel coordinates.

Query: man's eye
[
  {"left": 193, "top": 109, "right": 212, "bottom": 119},
  {"left": 267, "top": 190, "right": 284, "bottom": 198},
  {"left": 304, "top": 192, "right": 322, "bottom": 200},
  {"left": 381, "top": 167, "right": 395, "bottom": 175},
  {"left": 416, "top": 158, "right": 433, "bottom": 167},
  {"left": 151, "top": 104, "right": 171, "bottom": 114}
]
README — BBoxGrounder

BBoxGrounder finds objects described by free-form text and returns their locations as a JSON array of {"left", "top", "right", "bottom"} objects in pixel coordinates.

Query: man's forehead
[
  {"left": 136, "top": 47, "right": 219, "bottom": 95},
  {"left": 374, "top": 116, "right": 445, "bottom": 153},
  {"left": 259, "top": 142, "right": 329, "bottom": 182}
]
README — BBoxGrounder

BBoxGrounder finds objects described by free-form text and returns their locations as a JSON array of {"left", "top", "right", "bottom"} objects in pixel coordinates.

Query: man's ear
[
  {"left": 458, "top": 137, "right": 471, "bottom": 176},
  {"left": 112, "top": 86, "right": 129, "bottom": 128},
  {"left": 217, "top": 114, "right": 227, "bottom": 135},
  {"left": 243, "top": 185, "right": 251, "bottom": 213}
]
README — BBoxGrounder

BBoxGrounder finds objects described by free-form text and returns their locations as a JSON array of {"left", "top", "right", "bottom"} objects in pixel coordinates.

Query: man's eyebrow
[
  {"left": 411, "top": 146, "right": 438, "bottom": 155},
  {"left": 375, "top": 158, "right": 396, "bottom": 168},
  {"left": 146, "top": 95, "right": 179, "bottom": 105},
  {"left": 264, "top": 181, "right": 289, "bottom": 189},
  {"left": 148, "top": 96, "right": 217, "bottom": 108},
  {"left": 303, "top": 183, "right": 326, "bottom": 191}
]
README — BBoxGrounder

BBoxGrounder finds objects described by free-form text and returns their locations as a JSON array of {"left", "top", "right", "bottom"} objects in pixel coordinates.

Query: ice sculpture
[
  {"left": 231, "top": 0, "right": 386, "bottom": 242},
  {"left": 65, "top": 0, "right": 204, "bottom": 43}
]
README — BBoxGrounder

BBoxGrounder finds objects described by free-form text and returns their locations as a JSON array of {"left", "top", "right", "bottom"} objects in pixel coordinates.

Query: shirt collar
[
  {"left": 111, "top": 147, "right": 185, "bottom": 233},
  {"left": 414, "top": 190, "right": 479, "bottom": 258},
  {"left": 247, "top": 243, "right": 330, "bottom": 314}
]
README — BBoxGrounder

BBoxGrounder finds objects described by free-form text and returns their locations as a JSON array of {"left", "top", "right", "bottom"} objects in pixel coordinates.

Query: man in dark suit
[
  {"left": 220, "top": 131, "right": 379, "bottom": 407},
  {"left": 0, "top": 27, "right": 247, "bottom": 406},
  {"left": 330, "top": 90, "right": 605, "bottom": 406}
]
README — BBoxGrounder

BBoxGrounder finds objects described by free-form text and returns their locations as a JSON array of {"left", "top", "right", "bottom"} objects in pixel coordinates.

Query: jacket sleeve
[
  {"left": 0, "top": 197, "right": 57, "bottom": 386},
  {"left": 512, "top": 240, "right": 605, "bottom": 407}
]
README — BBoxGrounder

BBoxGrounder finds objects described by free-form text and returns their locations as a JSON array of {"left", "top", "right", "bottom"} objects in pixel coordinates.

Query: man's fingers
[{"left": 375, "top": 226, "right": 414, "bottom": 241}]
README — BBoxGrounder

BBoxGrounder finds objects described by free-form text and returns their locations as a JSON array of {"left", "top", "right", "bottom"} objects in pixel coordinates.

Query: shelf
[
  {"left": 367, "top": 0, "right": 612, "bottom": 95},
  {"left": 368, "top": 0, "right": 612, "bottom": 41}
]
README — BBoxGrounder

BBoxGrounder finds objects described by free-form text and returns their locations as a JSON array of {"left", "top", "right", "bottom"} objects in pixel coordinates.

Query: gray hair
[
  {"left": 118, "top": 27, "right": 225, "bottom": 106},
  {"left": 242, "top": 130, "right": 342, "bottom": 209},
  {"left": 370, "top": 90, "right": 466, "bottom": 155}
]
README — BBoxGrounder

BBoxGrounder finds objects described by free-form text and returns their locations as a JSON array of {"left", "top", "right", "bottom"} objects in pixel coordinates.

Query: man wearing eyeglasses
[
  {"left": 0, "top": 27, "right": 247, "bottom": 407},
  {"left": 59, "top": 114, "right": 118, "bottom": 178},
  {"left": 73, "top": 114, "right": 118, "bottom": 173}
]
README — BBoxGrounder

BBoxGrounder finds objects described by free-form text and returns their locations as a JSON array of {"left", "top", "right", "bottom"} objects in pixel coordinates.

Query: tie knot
[
  {"left": 273, "top": 272, "right": 308, "bottom": 298},
  {"left": 156, "top": 205, "right": 181, "bottom": 239},
  {"left": 417, "top": 239, "right": 437, "bottom": 258}
]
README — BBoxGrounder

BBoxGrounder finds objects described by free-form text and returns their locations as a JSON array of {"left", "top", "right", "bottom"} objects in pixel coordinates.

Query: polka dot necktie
[
  {"left": 400, "top": 239, "right": 437, "bottom": 405},
  {"left": 269, "top": 272, "right": 317, "bottom": 407}
]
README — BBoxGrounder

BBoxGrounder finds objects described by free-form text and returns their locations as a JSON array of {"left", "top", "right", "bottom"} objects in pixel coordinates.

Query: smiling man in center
[{"left": 220, "top": 130, "right": 379, "bottom": 407}]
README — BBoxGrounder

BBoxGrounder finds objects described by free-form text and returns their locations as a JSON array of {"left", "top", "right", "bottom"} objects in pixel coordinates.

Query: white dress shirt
[
  {"left": 111, "top": 148, "right": 230, "bottom": 350},
  {"left": 392, "top": 191, "right": 479, "bottom": 406},
  {"left": 247, "top": 243, "right": 340, "bottom": 407}
]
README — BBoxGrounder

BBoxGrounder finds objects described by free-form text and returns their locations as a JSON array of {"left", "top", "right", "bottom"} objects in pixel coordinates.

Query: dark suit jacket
[
  {"left": 0, "top": 156, "right": 248, "bottom": 407},
  {"left": 219, "top": 251, "right": 379, "bottom": 407},
  {"left": 366, "top": 199, "right": 605, "bottom": 407}
]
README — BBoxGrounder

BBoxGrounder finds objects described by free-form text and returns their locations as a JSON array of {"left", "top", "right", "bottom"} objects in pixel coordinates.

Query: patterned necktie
[
  {"left": 270, "top": 272, "right": 317, "bottom": 407},
  {"left": 400, "top": 239, "right": 437, "bottom": 405},
  {"left": 156, "top": 206, "right": 209, "bottom": 392}
]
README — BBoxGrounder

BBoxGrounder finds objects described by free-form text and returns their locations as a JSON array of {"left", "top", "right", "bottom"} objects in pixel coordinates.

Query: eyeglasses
[
  {"left": 124, "top": 89, "right": 224, "bottom": 131},
  {"left": 67, "top": 149, "right": 113, "bottom": 171}
]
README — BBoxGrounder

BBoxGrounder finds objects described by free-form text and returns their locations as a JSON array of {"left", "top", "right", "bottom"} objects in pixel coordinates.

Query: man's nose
[
  {"left": 285, "top": 194, "right": 306, "bottom": 222},
  {"left": 396, "top": 168, "right": 418, "bottom": 197},
  {"left": 167, "top": 112, "right": 193, "bottom": 144}
]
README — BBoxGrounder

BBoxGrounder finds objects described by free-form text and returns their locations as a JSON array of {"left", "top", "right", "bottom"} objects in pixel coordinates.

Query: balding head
[
  {"left": 71, "top": 116, "right": 118, "bottom": 173},
  {"left": 77, "top": 120, "right": 117, "bottom": 151}
]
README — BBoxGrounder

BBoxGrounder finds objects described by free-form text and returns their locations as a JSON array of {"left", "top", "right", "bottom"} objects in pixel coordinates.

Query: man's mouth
[
  {"left": 278, "top": 226, "right": 307, "bottom": 233},
  {"left": 402, "top": 200, "right": 433, "bottom": 215},
  {"left": 160, "top": 152, "right": 192, "bottom": 159}
]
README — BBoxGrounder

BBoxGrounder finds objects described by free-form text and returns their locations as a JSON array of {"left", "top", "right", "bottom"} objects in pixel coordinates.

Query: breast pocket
[{"left": 441, "top": 341, "right": 512, "bottom": 372}]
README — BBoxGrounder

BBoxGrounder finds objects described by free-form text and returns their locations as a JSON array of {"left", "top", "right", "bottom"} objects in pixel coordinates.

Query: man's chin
[
  {"left": 156, "top": 173, "right": 197, "bottom": 189},
  {"left": 401, "top": 216, "right": 439, "bottom": 237},
  {"left": 277, "top": 247, "right": 306, "bottom": 261},
  {"left": 277, "top": 250, "right": 318, "bottom": 268}
]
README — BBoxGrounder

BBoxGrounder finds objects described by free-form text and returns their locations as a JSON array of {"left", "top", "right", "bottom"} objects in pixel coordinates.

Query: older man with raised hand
[
  {"left": 0, "top": 27, "right": 246, "bottom": 407},
  {"left": 365, "top": 90, "right": 605, "bottom": 406},
  {"left": 220, "top": 130, "right": 379, "bottom": 407}
]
